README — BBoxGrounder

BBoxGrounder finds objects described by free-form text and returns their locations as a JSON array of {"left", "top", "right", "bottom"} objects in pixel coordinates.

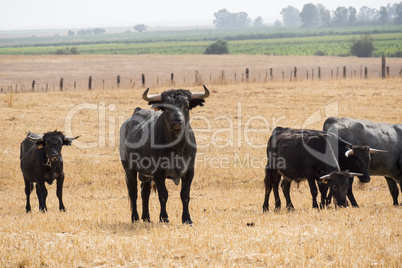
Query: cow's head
[
  {"left": 343, "top": 145, "right": 387, "bottom": 183},
  {"left": 320, "top": 170, "right": 363, "bottom": 207},
  {"left": 143, "top": 85, "right": 210, "bottom": 136},
  {"left": 28, "top": 131, "right": 79, "bottom": 165}
]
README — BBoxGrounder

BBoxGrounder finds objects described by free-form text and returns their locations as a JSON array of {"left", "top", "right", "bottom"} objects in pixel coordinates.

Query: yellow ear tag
[
  {"left": 38, "top": 144, "right": 44, "bottom": 149},
  {"left": 322, "top": 179, "right": 328, "bottom": 184}
]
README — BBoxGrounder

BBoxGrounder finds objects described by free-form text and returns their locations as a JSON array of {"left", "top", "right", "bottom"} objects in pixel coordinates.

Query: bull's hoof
[
  {"left": 142, "top": 218, "right": 151, "bottom": 223},
  {"left": 262, "top": 206, "right": 269, "bottom": 212},
  {"left": 286, "top": 204, "right": 294, "bottom": 212},
  {"left": 183, "top": 220, "right": 193, "bottom": 225},
  {"left": 59, "top": 207, "right": 66, "bottom": 212},
  {"left": 160, "top": 217, "right": 169, "bottom": 223},
  {"left": 39, "top": 208, "right": 47, "bottom": 213}
]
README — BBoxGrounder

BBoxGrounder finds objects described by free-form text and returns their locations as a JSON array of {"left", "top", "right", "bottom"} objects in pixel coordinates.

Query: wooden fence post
[
  {"left": 32, "top": 80, "right": 35, "bottom": 92},
  {"left": 270, "top": 68, "right": 273, "bottom": 80},
  {"left": 365, "top": 67, "right": 368, "bottom": 79},
  {"left": 117, "top": 75, "right": 120, "bottom": 88},
  {"left": 386, "top": 66, "right": 389, "bottom": 78},
  {"left": 306, "top": 70, "right": 309, "bottom": 80},
  {"left": 88, "top": 76, "right": 92, "bottom": 90},
  {"left": 343, "top": 66, "right": 346, "bottom": 79},
  {"left": 171, "top": 73, "right": 174, "bottom": 86},
  {"left": 60, "top": 78, "right": 63, "bottom": 91},
  {"left": 245, "top": 68, "right": 249, "bottom": 82},
  {"left": 318, "top": 67, "right": 321, "bottom": 80},
  {"left": 293, "top": 67, "right": 297, "bottom": 80},
  {"left": 142, "top": 74, "right": 145, "bottom": 87},
  {"left": 381, "top": 55, "right": 386, "bottom": 79}
]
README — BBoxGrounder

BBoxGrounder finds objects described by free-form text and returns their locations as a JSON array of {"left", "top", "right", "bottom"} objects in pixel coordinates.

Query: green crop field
[{"left": 0, "top": 25, "right": 401, "bottom": 56}]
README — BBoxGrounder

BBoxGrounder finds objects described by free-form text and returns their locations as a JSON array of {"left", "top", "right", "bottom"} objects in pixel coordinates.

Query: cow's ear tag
[
  {"left": 152, "top": 105, "right": 160, "bottom": 111},
  {"left": 38, "top": 144, "right": 44, "bottom": 149},
  {"left": 322, "top": 179, "right": 328, "bottom": 184}
]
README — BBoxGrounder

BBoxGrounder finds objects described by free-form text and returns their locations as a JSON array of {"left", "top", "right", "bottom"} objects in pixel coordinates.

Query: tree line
[{"left": 214, "top": 2, "right": 402, "bottom": 29}]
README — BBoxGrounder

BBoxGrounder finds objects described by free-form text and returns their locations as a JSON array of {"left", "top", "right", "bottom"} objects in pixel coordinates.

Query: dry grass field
[{"left": 0, "top": 55, "right": 401, "bottom": 267}]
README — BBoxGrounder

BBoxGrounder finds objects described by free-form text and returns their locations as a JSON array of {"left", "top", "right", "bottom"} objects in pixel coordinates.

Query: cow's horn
[
  {"left": 345, "top": 149, "right": 354, "bottom": 157},
  {"left": 349, "top": 172, "right": 364, "bottom": 177},
  {"left": 143, "top": 88, "right": 162, "bottom": 102},
  {"left": 191, "top": 85, "right": 210, "bottom": 99},
  {"left": 27, "top": 132, "right": 44, "bottom": 142},
  {"left": 369, "top": 148, "right": 388, "bottom": 154},
  {"left": 319, "top": 174, "right": 331, "bottom": 180},
  {"left": 65, "top": 136, "right": 79, "bottom": 142}
]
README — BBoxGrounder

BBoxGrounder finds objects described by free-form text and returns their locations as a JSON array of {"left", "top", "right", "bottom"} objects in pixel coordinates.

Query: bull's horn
[
  {"left": 345, "top": 149, "right": 354, "bottom": 157},
  {"left": 27, "top": 132, "right": 44, "bottom": 142},
  {"left": 369, "top": 148, "right": 388, "bottom": 154},
  {"left": 142, "top": 88, "right": 162, "bottom": 102},
  {"left": 191, "top": 85, "right": 210, "bottom": 99},
  {"left": 64, "top": 136, "right": 79, "bottom": 142},
  {"left": 349, "top": 172, "right": 364, "bottom": 177},
  {"left": 320, "top": 174, "right": 331, "bottom": 180}
]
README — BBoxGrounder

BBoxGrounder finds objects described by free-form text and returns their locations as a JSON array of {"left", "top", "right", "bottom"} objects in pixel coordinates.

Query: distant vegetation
[
  {"left": 1, "top": 2, "right": 402, "bottom": 57},
  {"left": 0, "top": 25, "right": 401, "bottom": 57},
  {"left": 204, "top": 40, "right": 229, "bottom": 54}
]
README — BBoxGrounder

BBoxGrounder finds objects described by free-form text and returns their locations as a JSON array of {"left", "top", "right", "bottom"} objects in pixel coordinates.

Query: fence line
[{"left": 1, "top": 63, "right": 400, "bottom": 94}]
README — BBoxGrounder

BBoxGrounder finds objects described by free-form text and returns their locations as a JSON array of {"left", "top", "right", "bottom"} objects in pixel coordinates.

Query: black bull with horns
[
  {"left": 119, "top": 86, "right": 210, "bottom": 224},
  {"left": 20, "top": 131, "right": 78, "bottom": 212},
  {"left": 262, "top": 127, "right": 383, "bottom": 211},
  {"left": 324, "top": 117, "right": 399, "bottom": 205}
]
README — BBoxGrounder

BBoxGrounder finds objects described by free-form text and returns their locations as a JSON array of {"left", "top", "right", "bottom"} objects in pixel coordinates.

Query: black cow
[
  {"left": 119, "top": 86, "right": 210, "bottom": 224},
  {"left": 277, "top": 127, "right": 379, "bottom": 208},
  {"left": 20, "top": 131, "right": 78, "bottom": 212},
  {"left": 262, "top": 127, "right": 363, "bottom": 211},
  {"left": 324, "top": 117, "right": 399, "bottom": 205}
]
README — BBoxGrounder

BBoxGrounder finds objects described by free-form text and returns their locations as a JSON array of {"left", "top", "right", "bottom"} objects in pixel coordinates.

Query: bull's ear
[
  {"left": 63, "top": 136, "right": 79, "bottom": 146},
  {"left": 189, "top": 99, "right": 205, "bottom": 110}
]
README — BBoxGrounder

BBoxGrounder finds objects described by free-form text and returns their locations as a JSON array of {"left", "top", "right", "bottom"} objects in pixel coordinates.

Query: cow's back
[{"left": 119, "top": 108, "right": 161, "bottom": 163}]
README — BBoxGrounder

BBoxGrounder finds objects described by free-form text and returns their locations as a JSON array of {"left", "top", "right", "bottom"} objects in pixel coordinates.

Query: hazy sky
[{"left": 0, "top": 0, "right": 397, "bottom": 30}]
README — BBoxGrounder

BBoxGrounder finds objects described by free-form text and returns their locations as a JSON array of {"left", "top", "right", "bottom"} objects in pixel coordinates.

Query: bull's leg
[
  {"left": 56, "top": 174, "right": 66, "bottom": 211},
  {"left": 281, "top": 179, "right": 294, "bottom": 210},
  {"left": 155, "top": 176, "right": 169, "bottom": 223},
  {"left": 346, "top": 177, "right": 359, "bottom": 207},
  {"left": 181, "top": 169, "right": 194, "bottom": 224},
  {"left": 318, "top": 182, "right": 329, "bottom": 209},
  {"left": 263, "top": 167, "right": 276, "bottom": 212},
  {"left": 24, "top": 179, "right": 33, "bottom": 213},
  {"left": 385, "top": 176, "right": 399, "bottom": 206},
  {"left": 272, "top": 173, "right": 282, "bottom": 210},
  {"left": 36, "top": 180, "right": 48, "bottom": 212},
  {"left": 125, "top": 168, "right": 139, "bottom": 222},
  {"left": 139, "top": 174, "right": 152, "bottom": 222},
  {"left": 307, "top": 178, "right": 319, "bottom": 209}
]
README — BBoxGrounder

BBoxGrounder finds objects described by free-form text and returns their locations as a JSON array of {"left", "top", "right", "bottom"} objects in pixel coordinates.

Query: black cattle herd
[{"left": 19, "top": 86, "right": 402, "bottom": 224}]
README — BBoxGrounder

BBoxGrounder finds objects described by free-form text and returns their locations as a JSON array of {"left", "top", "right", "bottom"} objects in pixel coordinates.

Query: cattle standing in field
[
  {"left": 120, "top": 86, "right": 210, "bottom": 224},
  {"left": 324, "top": 117, "right": 399, "bottom": 205},
  {"left": 277, "top": 127, "right": 381, "bottom": 208},
  {"left": 20, "top": 131, "right": 78, "bottom": 212},
  {"left": 262, "top": 127, "right": 363, "bottom": 211}
]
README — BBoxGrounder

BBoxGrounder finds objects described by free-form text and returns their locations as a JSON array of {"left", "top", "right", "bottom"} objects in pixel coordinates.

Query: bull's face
[
  {"left": 161, "top": 93, "right": 190, "bottom": 135},
  {"left": 42, "top": 134, "right": 64, "bottom": 163},
  {"left": 320, "top": 171, "right": 363, "bottom": 207},
  {"left": 143, "top": 86, "right": 210, "bottom": 137},
  {"left": 344, "top": 145, "right": 371, "bottom": 183},
  {"left": 28, "top": 131, "right": 78, "bottom": 165}
]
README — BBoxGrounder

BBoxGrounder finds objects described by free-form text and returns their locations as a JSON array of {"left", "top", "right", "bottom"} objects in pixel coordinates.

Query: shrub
[
  {"left": 314, "top": 50, "right": 327, "bottom": 56},
  {"left": 204, "top": 40, "right": 229, "bottom": 55},
  {"left": 350, "top": 34, "right": 374, "bottom": 57}
]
